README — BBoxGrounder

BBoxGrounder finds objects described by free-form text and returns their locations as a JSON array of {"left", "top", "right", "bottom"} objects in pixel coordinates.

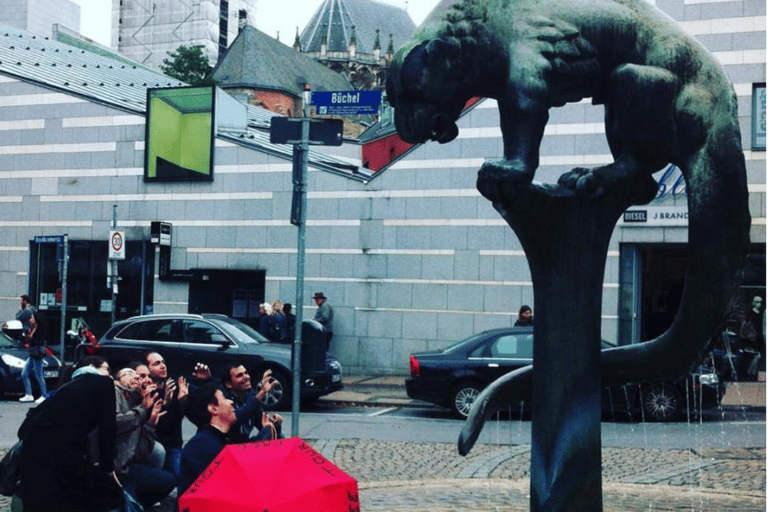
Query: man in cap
[{"left": 313, "top": 292, "right": 334, "bottom": 350}]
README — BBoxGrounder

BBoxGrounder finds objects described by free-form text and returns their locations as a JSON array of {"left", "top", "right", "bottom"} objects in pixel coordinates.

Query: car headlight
[
  {"left": 329, "top": 360, "right": 342, "bottom": 373},
  {"left": 1, "top": 354, "right": 26, "bottom": 369},
  {"left": 699, "top": 373, "right": 720, "bottom": 385}
]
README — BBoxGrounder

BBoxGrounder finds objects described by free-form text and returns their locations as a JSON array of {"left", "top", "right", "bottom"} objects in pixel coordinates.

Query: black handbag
[{"left": 29, "top": 343, "right": 46, "bottom": 360}]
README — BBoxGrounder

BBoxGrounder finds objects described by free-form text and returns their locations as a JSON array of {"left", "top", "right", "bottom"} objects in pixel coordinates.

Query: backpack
[
  {"left": 0, "top": 440, "right": 22, "bottom": 497},
  {"left": 0, "top": 403, "right": 37, "bottom": 498}
]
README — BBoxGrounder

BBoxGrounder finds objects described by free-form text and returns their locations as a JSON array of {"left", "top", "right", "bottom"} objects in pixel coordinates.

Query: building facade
[
  {"left": 0, "top": 0, "right": 80, "bottom": 36},
  {"left": 112, "top": 0, "right": 257, "bottom": 69},
  {"left": 0, "top": 0, "right": 763, "bottom": 376}
]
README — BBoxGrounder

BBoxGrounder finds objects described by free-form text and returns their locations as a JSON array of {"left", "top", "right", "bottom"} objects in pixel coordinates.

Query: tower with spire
[{"left": 296, "top": 0, "right": 415, "bottom": 90}]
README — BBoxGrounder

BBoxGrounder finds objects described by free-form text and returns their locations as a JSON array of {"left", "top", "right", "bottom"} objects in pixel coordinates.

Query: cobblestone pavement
[{"left": 1, "top": 441, "right": 763, "bottom": 511}]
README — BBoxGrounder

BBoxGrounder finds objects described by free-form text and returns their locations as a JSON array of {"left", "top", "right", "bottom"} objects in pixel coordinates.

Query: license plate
[
  {"left": 44, "top": 370, "right": 58, "bottom": 378},
  {"left": 332, "top": 374, "right": 341, "bottom": 383}
]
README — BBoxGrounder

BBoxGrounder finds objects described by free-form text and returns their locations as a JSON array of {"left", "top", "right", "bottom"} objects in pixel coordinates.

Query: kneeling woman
[{"left": 19, "top": 356, "right": 122, "bottom": 512}]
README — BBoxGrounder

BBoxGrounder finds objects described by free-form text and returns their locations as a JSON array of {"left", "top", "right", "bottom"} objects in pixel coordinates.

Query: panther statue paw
[
  {"left": 558, "top": 167, "right": 600, "bottom": 195},
  {"left": 477, "top": 160, "right": 533, "bottom": 203}
]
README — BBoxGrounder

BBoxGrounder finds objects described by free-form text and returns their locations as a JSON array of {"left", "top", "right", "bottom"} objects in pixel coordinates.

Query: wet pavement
[{"left": 1, "top": 378, "right": 763, "bottom": 511}]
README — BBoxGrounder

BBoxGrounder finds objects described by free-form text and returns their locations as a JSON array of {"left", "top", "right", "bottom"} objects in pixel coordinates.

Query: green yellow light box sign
[{"left": 144, "top": 86, "right": 215, "bottom": 181}]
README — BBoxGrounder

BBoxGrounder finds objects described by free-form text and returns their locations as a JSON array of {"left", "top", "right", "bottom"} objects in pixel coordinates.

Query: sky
[{"left": 69, "top": 0, "right": 441, "bottom": 49}]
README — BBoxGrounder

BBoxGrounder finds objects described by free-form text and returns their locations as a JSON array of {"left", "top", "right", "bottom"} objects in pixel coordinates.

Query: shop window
[
  {"left": 29, "top": 239, "right": 154, "bottom": 337},
  {"left": 753, "top": 83, "right": 765, "bottom": 151}
]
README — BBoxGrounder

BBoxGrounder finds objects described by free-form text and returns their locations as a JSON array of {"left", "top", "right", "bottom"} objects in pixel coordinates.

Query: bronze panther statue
[{"left": 387, "top": 0, "right": 751, "bottom": 454}]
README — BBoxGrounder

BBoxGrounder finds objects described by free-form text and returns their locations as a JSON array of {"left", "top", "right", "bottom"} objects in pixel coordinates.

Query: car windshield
[
  {"left": 0, "top": 332, "right": 18, "bottom": 349},
  {"left": 209, "top": 316, "right": 268, "bottom": 344},
  {"left": 441, "top": 332, "right": 490, "bottom": 354}
]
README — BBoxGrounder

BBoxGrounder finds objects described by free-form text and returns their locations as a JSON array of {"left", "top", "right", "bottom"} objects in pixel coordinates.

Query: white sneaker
[
  {"left": 18, "top": 394, "right": 34, "bottom": 402},
  {"left": 34, "top": 396, "right": 45, "bottom": 404}
]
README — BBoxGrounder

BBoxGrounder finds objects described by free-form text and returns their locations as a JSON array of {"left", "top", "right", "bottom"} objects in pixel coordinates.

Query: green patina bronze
[{"left": 388, "top": 0, "right": 751, "bottom": 510}]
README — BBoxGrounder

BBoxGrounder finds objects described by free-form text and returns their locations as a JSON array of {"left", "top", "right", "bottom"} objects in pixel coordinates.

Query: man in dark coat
[
  {"left": 19, "top": 358, "right": 122, "bottom": 512},
  {"left": 313, "top": 292, "right": 334, "bottom": 350}
]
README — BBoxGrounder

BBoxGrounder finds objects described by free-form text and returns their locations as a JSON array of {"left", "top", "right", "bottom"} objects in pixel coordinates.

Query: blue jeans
[
  {"left": 121, "top": 463, "right": 175, "bottom": 509},
  {"left": 163, "top": 447, "right": 181, "bottom": 478},
  {"left": 21, "top": 357, "right": 46, "bottom": 396}
]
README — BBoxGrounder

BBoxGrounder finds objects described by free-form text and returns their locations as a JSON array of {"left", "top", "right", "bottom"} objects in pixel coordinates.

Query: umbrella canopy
[{"left": 179, "top": 437, "right": 360, "bottom": 512}]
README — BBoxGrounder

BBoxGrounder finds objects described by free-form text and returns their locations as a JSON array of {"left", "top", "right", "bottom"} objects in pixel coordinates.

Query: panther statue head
[
  {"left": 386, "top": 1, "right": 497, "bottom": 146},
  {"left": 386, "top": 39, "right": 466, "bottom": 145}
]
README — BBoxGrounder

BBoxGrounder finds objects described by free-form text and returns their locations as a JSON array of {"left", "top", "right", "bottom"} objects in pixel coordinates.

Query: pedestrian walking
[{"left": 17, "top": 295, "right": 46, "bottom": 403}]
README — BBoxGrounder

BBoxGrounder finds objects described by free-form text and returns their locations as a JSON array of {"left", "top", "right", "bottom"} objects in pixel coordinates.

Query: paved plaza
[
  {"left": 1, "top": 439, "right": 761, "bottom": 511},
  {"left": 0, "top": 379, "right": 763, "bottom": 511}
]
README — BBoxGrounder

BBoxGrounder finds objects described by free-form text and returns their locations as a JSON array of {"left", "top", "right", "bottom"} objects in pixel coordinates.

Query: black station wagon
[
  {"left": 77, "top": 313, "right": 343, "bottom": 410},
  {"left": 406, "top": 327, "right": 724, "bottom": 420}
]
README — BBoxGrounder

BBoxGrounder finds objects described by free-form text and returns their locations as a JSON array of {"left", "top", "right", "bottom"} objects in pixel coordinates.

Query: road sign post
[
  {"left": 270, "top": 89, "right": 353, "bottom": 436},
  {"left": 109, "top": 206, "right": 119, "bottom": 325},
  {"left": 290, "top": 95, "right": 310, "bottom": 437}
]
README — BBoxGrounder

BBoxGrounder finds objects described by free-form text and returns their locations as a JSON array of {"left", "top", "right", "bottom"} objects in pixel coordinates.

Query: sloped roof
[
  {"left": 300, "top": 0, "right": 415, "bottom": 55},
  {"left": 0, "top": 23, "right": 369, "bottom": 181},
  {"left": 212, "top": 25, "right": 352, "bottom": 97},
  {"left": 0, "top": 25, "right": 184, "bottom": 114}
]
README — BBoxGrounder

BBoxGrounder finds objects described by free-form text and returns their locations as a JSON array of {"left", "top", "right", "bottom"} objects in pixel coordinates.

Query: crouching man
[
  {"left": 113, "top": 367, "right": 176, "bottom": 509},
  {"left": 179, "top": 382, "right": 275, "bottom": 495},
  {"left": 221, "top": 364, "right": 284, "bottom": 442}
]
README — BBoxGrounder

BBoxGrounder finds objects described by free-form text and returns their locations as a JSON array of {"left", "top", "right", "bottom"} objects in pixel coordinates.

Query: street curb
[{"left": 317, "top": 396, "right": 766, "bottom": 414}]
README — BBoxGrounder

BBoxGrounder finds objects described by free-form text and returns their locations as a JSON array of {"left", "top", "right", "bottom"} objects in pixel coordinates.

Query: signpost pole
[
  {"left": 291, "top": 86, "right": 311, "bottom": 436},
  {"left": 111, "top": 205, "right": 118, "bottom": 325},
  {"left": 59, "top": 234, "right": 68, "bottom": 361}
]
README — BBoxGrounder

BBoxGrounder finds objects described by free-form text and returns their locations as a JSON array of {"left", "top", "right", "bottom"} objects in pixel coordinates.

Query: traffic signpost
[
  {"left": 270, "top": 87, "right": 352, "bottom": 436},
  {"left": 109, "top": 230, "right": 125, "bottom": 260},
  {"left": 109, "top": 206, "right": 119, "bottom": 324},
  {"left": 311, "top": 90, "right": 382, "bottom": 115},
  {"left": 270, "top": 89, "right": 381, "bottom": 435}
]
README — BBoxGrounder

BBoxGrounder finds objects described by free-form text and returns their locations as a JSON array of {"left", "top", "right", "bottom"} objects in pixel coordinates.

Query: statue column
[{"left": 490, "top": 181, "right": 643, "bottom": 511}]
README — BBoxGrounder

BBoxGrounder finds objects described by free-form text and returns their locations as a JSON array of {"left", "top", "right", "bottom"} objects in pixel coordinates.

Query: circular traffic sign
[{"left": 111, "top": 231, "right": 123, "bottom": 252}]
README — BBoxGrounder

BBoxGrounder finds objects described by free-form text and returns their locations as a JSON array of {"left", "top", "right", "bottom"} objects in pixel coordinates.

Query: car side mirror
[{"left": 211, "top": 334, "right": 230, "bottom": 347}]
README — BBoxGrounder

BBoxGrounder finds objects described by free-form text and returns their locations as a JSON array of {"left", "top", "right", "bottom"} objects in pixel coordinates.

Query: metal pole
[
  {"left": 59, "top": 234, "right": 68, "bottom": 362},
  {"left": 291, "top": 85, "right": 311, "bottom": 436},
  {"left": 111, "top": 205, "right": 117, "bottom": 325}
]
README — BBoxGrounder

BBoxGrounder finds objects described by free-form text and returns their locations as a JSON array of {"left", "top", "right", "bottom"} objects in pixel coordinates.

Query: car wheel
[
  {"left": 258, "top": 368, "right": 291, "bottom": 411},
  {"left": 641, "top": 384, "right": 683, "bottom": 421},
  {"left": 450, "top": 381, "right": 482, "bottom": 419}
]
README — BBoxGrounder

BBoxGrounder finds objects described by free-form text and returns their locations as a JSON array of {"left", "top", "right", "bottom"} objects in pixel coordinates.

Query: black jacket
[{"left": 19, "top": 373, "right": 121, "bottom": 511}]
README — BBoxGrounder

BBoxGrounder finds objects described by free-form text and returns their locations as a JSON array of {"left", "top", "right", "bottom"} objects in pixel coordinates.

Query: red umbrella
[{"left": 179, "top": 437, "right": 360, "bottom": 512}]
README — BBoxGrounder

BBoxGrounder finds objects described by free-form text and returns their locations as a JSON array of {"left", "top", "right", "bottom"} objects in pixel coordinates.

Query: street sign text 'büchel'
[{"left": 311, "top": 90, "right": 382, "bottom": 116}]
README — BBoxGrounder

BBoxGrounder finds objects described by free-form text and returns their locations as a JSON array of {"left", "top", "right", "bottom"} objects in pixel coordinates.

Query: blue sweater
[{"left": 178, "top": 425, "right": 228, "bottom": 495}]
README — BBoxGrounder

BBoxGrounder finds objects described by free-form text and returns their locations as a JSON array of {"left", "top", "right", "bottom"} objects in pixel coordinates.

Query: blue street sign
[
  {"left": 34, "top": 235, "right": 64, "bottom": 244},
  {"left": 312, "top": 90, "right": 382, "bottom": 115}
]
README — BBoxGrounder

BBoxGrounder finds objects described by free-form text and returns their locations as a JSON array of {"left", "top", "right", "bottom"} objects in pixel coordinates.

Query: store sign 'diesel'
[
  {"left": 620, "top": 165, "right": 689, "bottom": 226},
  {"left": 620, "top": 206, "right": 689, "bottom": 226}
]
